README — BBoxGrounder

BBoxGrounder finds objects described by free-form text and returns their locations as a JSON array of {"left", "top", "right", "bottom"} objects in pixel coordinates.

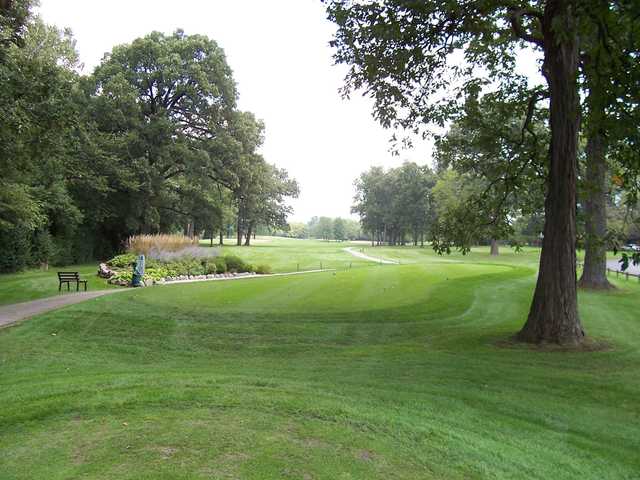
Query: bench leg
[
  {"left": 84, "top": 282, "right": 87, "bottom": 291},
  {"left": 59, "top": 282, "right": 62, "bottom": 292},
  {"left": 67, "top": 282, "right": 70, "bottom": 291}
]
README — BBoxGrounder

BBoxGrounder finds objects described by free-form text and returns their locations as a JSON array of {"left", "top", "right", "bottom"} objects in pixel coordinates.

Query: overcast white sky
[{"left": 37, "top": 0, "right": 435, "bottom": 222}]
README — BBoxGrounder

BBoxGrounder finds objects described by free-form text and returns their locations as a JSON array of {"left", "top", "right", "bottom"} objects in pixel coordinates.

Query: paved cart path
[
  {"left": 606, "top": 259, "right": 640, "bottom": 276},
  {"left": 0, "top": 290, "right": 124, "bottom": 329},
  {"left": 344, "top": 247, "right": 399, "bottom": 265}
]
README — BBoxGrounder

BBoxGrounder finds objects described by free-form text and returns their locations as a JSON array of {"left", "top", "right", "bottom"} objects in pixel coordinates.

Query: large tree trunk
[
  {"left": 578, "top": 76, "right": 612, "bottom": 289},
  {"left": 490, "top": 239, "right": 499, "bottom": 256},
  {"left": 244, "top": 223, "right": 252, "bottom": 246},
  {"left": 236, "top": 214, "right": 242, "bottom": 246},
  {"left": 517, "top": 0, "right": 585, "bottom": 345},
  {"left": 219, "top": 229, "right": 224, "bottom": 246}
]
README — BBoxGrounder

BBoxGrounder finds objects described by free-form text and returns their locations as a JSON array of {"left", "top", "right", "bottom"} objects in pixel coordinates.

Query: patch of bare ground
[
  {"left": 300, "top": 437, "right": 330, "bottom": 449},
  {"left": 157, "top": 446, "right": 178, "bottom": 459},
  {"left": 70, "top": 422, "right": 110, "bottom": 465},
  {"left": 199, "top": 452, "right": 250, "bottom": 479},
  {"left": 357, "top": 449, "right": 377, "bottom": 462},
  {"left": 218, "top": 452, "right": 250, "bottom": 462}
]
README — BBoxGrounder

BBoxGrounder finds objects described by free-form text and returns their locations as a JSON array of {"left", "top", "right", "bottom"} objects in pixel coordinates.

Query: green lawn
[
  {"left": 1, "top": 239, "right": 639, "bottom": 478},
  {"left": 0, "top": 264, "right": 116, "bottom": 306},
  {"left": 0, "top": 238, "right": 365, "bottom": 306},
  {"left": 201, "top": 236, "right": 372, "bottom": 272}
]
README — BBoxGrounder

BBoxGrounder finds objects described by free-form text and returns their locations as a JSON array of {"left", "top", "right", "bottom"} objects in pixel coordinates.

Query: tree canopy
[
  {"left": 0, "top": 6, "right": 298, "bottom": 270},
  {"left": 325, "top": 0, "right": 640, "bottom": 345},
  {"left": 353, "top": 162, "right": 435, "bottom": 246}
]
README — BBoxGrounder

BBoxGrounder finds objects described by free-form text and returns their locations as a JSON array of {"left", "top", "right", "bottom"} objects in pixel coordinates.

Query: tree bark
[
  {"left": 490, "top": 239, "right": 499, "bottom": 256},
  {"left": 244, "top": 223, "right": 252, "bottom": 246},
  {"left": 578, "top": 75, "right": 612, "bottom": 289},
  {"left": 517, "top": 0, "right": 585, "bottom": 345},
  {"left": 219, "top": 229, "right": 224, "bottom": 246},
  {"left": 236, "top": 214, "right": 242, "bottom": 246}
]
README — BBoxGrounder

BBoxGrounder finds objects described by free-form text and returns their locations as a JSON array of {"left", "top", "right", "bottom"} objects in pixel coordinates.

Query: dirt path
[
  {"left": 344, "top": 247, "right": 399, "bottom": 265},
  {"left": 0, "top": 290, "right": 125, "bottom": 329}
]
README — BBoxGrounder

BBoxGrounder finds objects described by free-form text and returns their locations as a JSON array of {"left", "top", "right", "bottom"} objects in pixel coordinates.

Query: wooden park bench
[{"left": 57, "top": 271, "right": 88, "bottom": 292}]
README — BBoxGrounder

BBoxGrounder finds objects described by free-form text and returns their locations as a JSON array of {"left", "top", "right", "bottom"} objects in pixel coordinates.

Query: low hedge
[
  {"left": 255, "top": 264, "right": 272, "bottom": 274},
  {"left": 223, "top": 255, "right": 248, "bottom": 273}
]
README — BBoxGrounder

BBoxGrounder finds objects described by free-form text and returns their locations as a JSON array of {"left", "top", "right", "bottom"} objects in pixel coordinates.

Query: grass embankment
[{"left": 1, "top": 240, "right": 639, "bottom": 478}]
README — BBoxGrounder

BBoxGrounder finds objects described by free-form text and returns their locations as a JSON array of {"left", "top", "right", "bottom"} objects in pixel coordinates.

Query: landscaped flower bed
[{"left": 101, "top": 250, "right": 271, "bottom": 287}]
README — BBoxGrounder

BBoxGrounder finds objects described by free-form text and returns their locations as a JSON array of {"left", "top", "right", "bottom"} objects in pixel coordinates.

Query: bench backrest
[{"left": 57, "top": 271, "right": 80, "bottom": 280}]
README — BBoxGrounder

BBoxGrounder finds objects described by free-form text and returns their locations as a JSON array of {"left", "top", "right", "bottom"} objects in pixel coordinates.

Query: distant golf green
[
  {"left": 1, "top": 238, "right": 639, "bottom": 479},
  {"left": 202, "top": 236, "right": 372, "bottom": 272}
]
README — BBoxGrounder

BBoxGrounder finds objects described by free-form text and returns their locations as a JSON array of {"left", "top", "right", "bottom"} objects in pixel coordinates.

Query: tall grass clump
[{"left": 126, "top": 234, "right": 199, "bottom": 255}]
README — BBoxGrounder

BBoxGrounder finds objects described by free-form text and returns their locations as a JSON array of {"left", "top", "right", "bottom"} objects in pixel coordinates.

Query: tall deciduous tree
[
  {"left": 333, "top": 217, "right": 347, "bottom": 241},
  {"left": 90, "top": 30, "right": 237, "bottom": 237},
  {"left": 433, "top": 86, "right": 548, "bottom": 255},
  {"left": 316, "top": 217, "right": 334, "bottom": 241},
  {"left": 578, "top": 3, "right": 640, "bottom": 288},
  {"left": 0, "top": 11, "right": 84, "bottom": 270},
  {"left": 352, "top": 163, "right": 435, "bottom": 246},
  {"left": 238, "top": 159, "right": 299, "bottom": 246},
  {"left": 324, "top": 0, "right": 627, "bottom": 344}
]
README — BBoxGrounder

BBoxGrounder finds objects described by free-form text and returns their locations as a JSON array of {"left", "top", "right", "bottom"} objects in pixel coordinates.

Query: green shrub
[
  {"left": 145, "top": 257, "right": 161, "bottom": 269},
  {"left": 145, "top": 267, "right": 169, "bottom": 281},
  {"left": 183, "top": 258, "right": 204, "bottom": 275},
  {"left": 107, "top": 253, "right": 136, "bottom": 268},
  {"left": 111, "top": 271, "right": 132, "bottom": 283},
  {"left": 224, "top": 255, "right": 248, "bottom": 273},
  {"left": 255, "top": 264, "right": 272, "bottom": 274},
  {"left": 201, "top": 260, "right": 217, "bottom": 275},
  {"left": 0, "top": 226, "right": 31, "bottom": 273},
  {"left": 105, "top": 252, "right": 241, "bottom": 279},
  {"left": 31, "top": 229, "right": 55, "bottom": 265},
  {"left": 214, "top": 257, "right": 227, "bottom": 273}
]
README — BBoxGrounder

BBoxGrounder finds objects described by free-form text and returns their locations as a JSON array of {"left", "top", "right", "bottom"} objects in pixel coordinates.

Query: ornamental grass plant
[{"left": 126, "top": 234, "right": 200, "bottom": 256}]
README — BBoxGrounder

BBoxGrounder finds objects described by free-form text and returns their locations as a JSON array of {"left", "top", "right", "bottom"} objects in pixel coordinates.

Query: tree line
[
  {"left": 352, "top": 163, "right": 435, "bottom": 247},
  {"left": 325, "top": 0, "right": 640, "bottom": 345},
  {"left": 283, "top": 216, "right": 366, "bottom": 241},
  {"left": 0, "top": 1, "right": 298, "bottom": 272}
]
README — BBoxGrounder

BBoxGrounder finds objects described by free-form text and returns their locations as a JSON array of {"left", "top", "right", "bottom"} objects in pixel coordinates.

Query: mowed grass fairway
[
  {"left": 201, "top": 236, "right": 373, "bottom": 272},
  {"left": 1, "top": 239, "right": 639, "bottom": 479}
]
